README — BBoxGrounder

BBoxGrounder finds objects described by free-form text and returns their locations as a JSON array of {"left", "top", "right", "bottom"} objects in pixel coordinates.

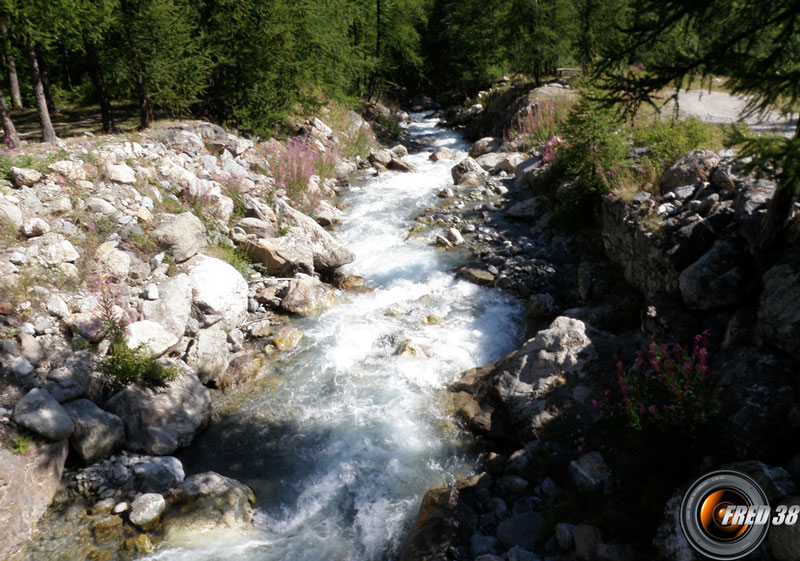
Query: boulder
[
  {"left": 186, "top": 327, "right": 229, "bottom": 384},
  {"left": 244, "top": 235, "right": 315, "bottom": 276},
  {"left": 0, "top": 439, "right": 68, "bottom": 561},
  {"left": 497, "top": 512, "right": 543, "bottom": 550},
  {"left": 758, "top": 252, "right": 800, "bottom": 361},
  {"left": 142, "top": 273, "right": 193, "bottom": 338},
  {"left": 106, "top": 163, "right": 137, "bottom": 184},
  {"left": 129, "top": 493, "right": 166, "bottom": 530},
  {"left": 153, "top": 212, "right": 207, "bottom": 263},
  {"left": 133, "top": 455, "right": 185, "bottom": 493},
  {"left": 660, "top": 150, "right": 720, "bottom": 192},
  {"left": 388, "top": 156, "right": 417, "bottom": 173},
  {"left": 0, "top": 196, "right": 23, "bottom": 232},
  {"left": 653, "top": 492, "right": 697, "bottom": 561},
  {"left": 9, "top": 167, "right": 42, "bottom": 188},
  {"left": 37, "top": 235, "right": 80, "bottom": 265},
  {"left": 457, "top": 267, "right": 495, "bottom": 286},
  {"left": 395, "top": 339, "right": 427, "bottom": 358},
  {"left": 62, "top": 399, "right": 125, "bottom": 465},
  {"left": 446, "top": 227, "right": 464, "bottom": 246},
  {"left": 493, "top": 153, "right": 527, "bottom": 174},
  {"left": 280, "top": 274, "right": 338, "bottom": 316},
  {"left": 505, "top": 198, "right": 542, "bottom": 220},
  {"left": 469, "top": 137, "right": 502, "bottom": 158},
  {"left": 96, "top": 242, "right": 132, "bottom": 279},
  {"left": 451, "top": 157, "right": 484, "bottom": 185},
  {"left": 678, "top": 241, "right": 749, "bottom": 310},
  {"left": 105, "top": 370, "right": 212, "bottom": 455},
  {"left": 368, "top": 149, "right": 393, "bottom": 167},
  {"left": 162, "top": 472, "right": 256, "bottom": 540},
  {"left": 126, "top": 320, "right": 179, "bottom": 358},
  {"left": 13, "top": 388, "right": 74, "bottom": 440},
  {"left": 391, "top": 144, "right": 409, "bottom": 157},
  {"left": 187, "top": 255, "right": 249, "bottom": 330},
  {"left": 273, "top": 200, "right": 355, "bottom": 273},
  {"left": 272, "top": 326, "right": 304, "bottom": 351},
  {"left": 86, "top": 197, "right": 116, "bottom": 215},
  {"left": 429, "top": 147, "right": 457, "bottom": 161},
  {"left": 236, "top": 217, "right": 277, "bottom": 239},
  {"left": 21, "top": 217, "right": 50, "bottom": 237},
  {"left": 476, "top": 152, "right": 506, "bottom": 171},
  {"left": 514, "top": 155, "right": 543, "bottom": 186},
  {"left": 568, "top": 451, "right": 611, "bottom": 493}
]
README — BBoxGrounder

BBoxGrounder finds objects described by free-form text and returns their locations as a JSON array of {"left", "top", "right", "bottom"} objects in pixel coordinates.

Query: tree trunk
[
  {"left": 24, "top": 36, "right": 57, "bottom": 142},
  {"left": 367, "top": 0, "right": 382, "bottom": 101},
  {"left": 0, "top": 88, "right": 19, "bottom": 147},
  {"left": 755, "top": 121, "right": 800, "bottom": 266},
  {"left": 38, "top": 46, "right": 56, "bottom": 113},
  {"left": 1, "top": 24, "right": 22, "bottom": 109},
  {"left": 85, "top": 39, "right": 114, "bottom": 133},
  {"left": 136, "top": 70, "right": 150, "bottom": 129}
]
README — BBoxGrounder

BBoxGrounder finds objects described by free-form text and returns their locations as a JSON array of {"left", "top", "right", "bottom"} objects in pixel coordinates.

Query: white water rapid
[{"left": 144, "top": 115, "right": 524, "bottom": 561}]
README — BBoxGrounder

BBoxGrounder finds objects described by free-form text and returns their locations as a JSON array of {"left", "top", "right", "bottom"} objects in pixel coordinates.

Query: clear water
[{"left": 145, "top": 116, "right": 524, "bottom": 561}]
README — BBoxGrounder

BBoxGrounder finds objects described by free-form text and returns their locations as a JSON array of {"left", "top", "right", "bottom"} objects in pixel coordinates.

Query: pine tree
[{"left": 596, "top": 0, "right": 800, "bottom": 262}]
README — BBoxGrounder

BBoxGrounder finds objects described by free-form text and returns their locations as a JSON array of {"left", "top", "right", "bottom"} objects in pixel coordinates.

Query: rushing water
[{"left": 146, "top": 116, "right": 524, "bottom": 561}]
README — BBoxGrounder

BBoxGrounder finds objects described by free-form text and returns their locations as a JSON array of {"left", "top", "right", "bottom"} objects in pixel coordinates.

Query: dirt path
[{"left": 671, "top": 90, "right": 797, "bottom": 136}]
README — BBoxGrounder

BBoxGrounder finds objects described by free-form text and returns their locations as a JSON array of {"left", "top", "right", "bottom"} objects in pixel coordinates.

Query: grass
[
  {"left": 10, "top": 433, "right": 33, "bottom": 455},
  {"left": 504, "top": 95, "right": 574, "bottom": 151}
]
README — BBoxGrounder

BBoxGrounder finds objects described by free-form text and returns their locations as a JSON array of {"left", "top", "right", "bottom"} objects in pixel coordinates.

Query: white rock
[
  {"left": 38, "top": 237, "right": 80, "bottom": 265},
  {"left": 48, "top": 160, "right": 86, "bottom": 181},
  {"left": 129, "top": 493, "right": 166, "bottom": 530},
  {"left": 46, "top": 295, "right": 70, "bottom": 318},
  {"left": 0, "top": 196, "right": 23, "bottom": 231},
  {"left": 86, "top": 197, "right": 116, "bottom": 215},
  {"left": 96, "top": 242, "right": 131, "bottom": 279},
  {"left": 126, "top": 321, "right": 179, "bottom": 358},
  {"left": 22, "top": 218, "right": 51, "bottom": 237},
  {"left": 143, "top": 283, "right": 159, "bottom": 301},
  {"left": 187, "top": 255, "right": 248, "bottom": 330},
  {"left": 106, "top": 163, "right": 136, "bottom": 184}
]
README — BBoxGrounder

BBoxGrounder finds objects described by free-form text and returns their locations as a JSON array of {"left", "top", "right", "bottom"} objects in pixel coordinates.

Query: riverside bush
[
  {"left": 97, "top": 290, "right": 178, "bottom": 392},
  {"left": 632, "top": 117, "right": 725, "bottom": 182}
]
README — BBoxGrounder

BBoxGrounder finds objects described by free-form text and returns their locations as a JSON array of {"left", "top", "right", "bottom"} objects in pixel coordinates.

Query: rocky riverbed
[{"left": 2, "top": 87, "right": 800, "bottom": 561}]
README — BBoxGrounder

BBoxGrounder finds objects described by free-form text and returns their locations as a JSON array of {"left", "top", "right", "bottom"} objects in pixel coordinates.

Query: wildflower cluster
[
  {"left": 503, "top": 97, "right": 573, "bottom": 150},
  {"left": 604, "top": 331, "right": 722, "bottom": 433},
  {"left": 260, "top": 136, "right": 336, "bottom": 215}
]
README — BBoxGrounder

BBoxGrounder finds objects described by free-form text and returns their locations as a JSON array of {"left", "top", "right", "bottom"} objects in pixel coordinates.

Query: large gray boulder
[
  {"left": 468, "top": 137, "right": 501, "bottom": 158},
  {"left": 187, "top": 255, "right": 248, "bottom": 330},
  {"left": 62, "top": 399, "right": 125, "bottom": 465},
  {"left": 153, "top": 212, "right": 207, "bottom": 263},
  {"left": 451, "top": 157, "right": 485, "bottom": 185},
  {"left": 678, "top": 241, "right": 749, "bottom": 310},
  {"left": 13, "top": 388, "right": 74, "bottom": 440},
  {"left": 276, "top": 199, "right": 355, "bottom": 272},
  {"left": 660, "top": 150, "right": 720, "bottom": 192},
  {"left": 9, "top": 167, "right": 42, "bottom": 187},
  {"left": 162, "top": 472, "right": 256, "bottom": 541},
  {"left": 105, "top": 370, "right": 212, "bottom": 455},
  {"left": 429, "top": 146, "right": 457, "bottom": 161},
  {"left": 0, "top": 439, "right": 68, "bottom": 561},
  {"left": 243, "top": 235, "right": 314, "bottom": 276},
  {"left": 142, "top": 273, "right": 193, "bottom": 338}
]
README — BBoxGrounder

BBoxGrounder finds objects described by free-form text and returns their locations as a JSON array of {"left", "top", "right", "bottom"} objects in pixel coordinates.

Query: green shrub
[
  {"left": 10, "top": 433, "right": 33, "bottom": 455},
  {"left": 504, "top": 95, "right": 573, "bottom": 150},
  {"left": 632, "top": 117, "right": 725, "bottom": 180},
  {"left": 98, "top": 291, "right": 178, "bottom": 391}
]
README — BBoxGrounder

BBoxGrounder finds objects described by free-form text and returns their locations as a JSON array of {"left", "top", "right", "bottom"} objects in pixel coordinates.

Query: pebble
[
  {"left": 19, "top": 322, "right": 35, "bottom": 335},
  {"left": 34, "top": 316, "right": 53, "bottom": 334}
]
